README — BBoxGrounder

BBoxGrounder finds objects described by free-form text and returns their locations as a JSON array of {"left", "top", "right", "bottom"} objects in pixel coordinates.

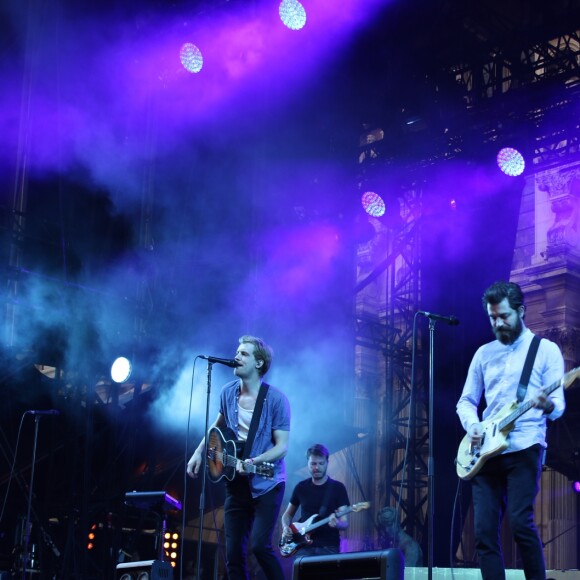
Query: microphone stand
[
  {"left": 21, "top": 414, "right": 42, "bottom": 580},
  {"left": 427, "top": 318, "right": 436, "bottom": 580},
  {"left": 195, "top": 362, "right": 213, "bottom": 580}
]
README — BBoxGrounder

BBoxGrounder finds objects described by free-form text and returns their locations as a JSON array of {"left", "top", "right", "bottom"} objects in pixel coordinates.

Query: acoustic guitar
[{"left": 206, "top": 426, "right": 274, "bottom": 482}]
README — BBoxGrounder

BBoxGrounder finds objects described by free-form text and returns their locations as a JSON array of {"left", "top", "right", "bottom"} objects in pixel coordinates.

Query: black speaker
[
  {"left": 292, "top": 549, "right": 404, "bottom": 580},
  {"left": 116, "top": 559, "right": 173, "bottom": 579}
]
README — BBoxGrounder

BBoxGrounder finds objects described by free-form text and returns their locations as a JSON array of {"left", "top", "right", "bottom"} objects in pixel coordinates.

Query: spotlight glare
[
  {"left": 111, "top": 357, "right": 132, "bottom": 383},
  {"left": 573, "top": 481, "right": 580, "bottom": 493},
  {"left": 361, "top": 191, "right": 386, "bottom": 217},
  {"left": 180, "top": 42, "right": 203, "bottom": 73},
  {"left": 279, "top": 0, "right": 307, "bottom": 31},
  {"left": 497, "top": 147, "right": 525, "bottom": 176}
]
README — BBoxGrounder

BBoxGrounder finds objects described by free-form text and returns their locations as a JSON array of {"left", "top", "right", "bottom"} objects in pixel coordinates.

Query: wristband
[{"left": 543, "top": 400, "right": 555, "bottom": 415}]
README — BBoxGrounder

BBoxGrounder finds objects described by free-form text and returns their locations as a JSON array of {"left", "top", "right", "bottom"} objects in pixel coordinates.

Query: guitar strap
[
  {"left": 241, "top": 382, "right": 269, "bottom": 460},
  {"left": 516, "top": 335, "right": 541, "bottom": 403}
]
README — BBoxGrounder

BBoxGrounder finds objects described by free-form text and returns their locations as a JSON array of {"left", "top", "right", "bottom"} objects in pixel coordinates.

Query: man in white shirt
[{"left": 456, "top": 281, "right": 565, "bottom": 580}]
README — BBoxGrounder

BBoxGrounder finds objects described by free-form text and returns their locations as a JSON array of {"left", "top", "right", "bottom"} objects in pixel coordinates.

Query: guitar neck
[
  {"left": 304, "top": 507, "right": 353, "bottom": 533},
  {"left": 498, "top": 378, "right": 561, "bottom": 431}
]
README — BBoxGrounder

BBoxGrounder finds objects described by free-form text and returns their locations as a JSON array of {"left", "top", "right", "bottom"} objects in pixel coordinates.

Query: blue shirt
[
  {"left": 220, "top": 379, "right": 291, "bottom": 497},
  {"left": 457, "top": 328, "right": 565, "bottom": 453}
]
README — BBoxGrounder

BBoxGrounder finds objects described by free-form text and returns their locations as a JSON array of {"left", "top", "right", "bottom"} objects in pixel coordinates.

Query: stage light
[
  {"left": 111, "top": 357, "right": 132, "bottom": 383},
  {"left": 180, "top": 42, "right": 203, "bottom": 73},
  {"left": 361, "top": 191, "right": 386, "bottom": 217},
  {"left": 497, "top": 147, "right": 525, "bottom": 176},
  {"left": 573, "top": 480, "right": 580, "bottom": 493},
  {"left": 279, "top": 0, "right": 307, "bottom": 30}
]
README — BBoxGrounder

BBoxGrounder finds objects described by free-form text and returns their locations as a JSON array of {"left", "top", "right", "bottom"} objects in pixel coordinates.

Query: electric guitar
[
  {"left": 206, "top": 426, "right": 274, "bottom": 482},
  {"left": 279, "top": 501, "right": 370, "bottom": 557},
  {"left": 456, "top": 367, "right": 580, "bottom": 481}
]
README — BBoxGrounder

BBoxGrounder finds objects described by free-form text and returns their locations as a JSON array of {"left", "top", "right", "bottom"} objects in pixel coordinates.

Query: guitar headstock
[
  {"left": 352, "top": 501, "right": 371, "bottom": 512},
  {"left": 563, "top": 367, "right": 580, "bottom": 389},
  {"left": 255, "top": 462, "right": 275, "bottom": 479}
]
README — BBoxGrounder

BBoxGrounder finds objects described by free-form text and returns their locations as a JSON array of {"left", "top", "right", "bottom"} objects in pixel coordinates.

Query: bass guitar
[
  {"left": 456, "top": 366, "right": 580, "bottom": 481},
  {"left": 206, "top": 426, "right": 274, "bottom": 482},
  {"left": 279, "top": 501, "right": 370, "bottom": 557}
]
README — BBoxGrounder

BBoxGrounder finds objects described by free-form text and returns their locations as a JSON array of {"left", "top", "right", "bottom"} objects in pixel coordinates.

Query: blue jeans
[
  {"left": 224, "top": 477, "right": 285, "bottom": 580},
  {"left": 471, "top": 444, "right": 545, "bottom": 580}
]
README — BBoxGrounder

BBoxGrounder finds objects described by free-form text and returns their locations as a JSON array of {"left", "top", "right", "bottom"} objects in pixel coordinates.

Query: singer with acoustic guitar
[
  {"left": 456, "top": 281, "right": 566, "bottom": 580},
  {"left": 280, "top": 443, "right": 351, "bottom": 558},
  {"left": 187, "top": 335, "right": 290, "bottom": 580}
]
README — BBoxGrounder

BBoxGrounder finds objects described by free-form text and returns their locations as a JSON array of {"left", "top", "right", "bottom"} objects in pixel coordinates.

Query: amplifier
[
  {"left": 116, "top": 559, "right": 173, "bottom": 579},
  {"left": 292, "top": 549, "right": 404, "bottom": 580}
]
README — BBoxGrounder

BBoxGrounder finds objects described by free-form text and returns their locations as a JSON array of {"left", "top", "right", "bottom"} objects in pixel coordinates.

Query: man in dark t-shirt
[{"left": 280, "top": 444, "right": 350, "bottom": 557}]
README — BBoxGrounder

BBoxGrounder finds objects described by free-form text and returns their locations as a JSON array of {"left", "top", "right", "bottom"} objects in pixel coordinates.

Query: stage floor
[{"left": 403, "top": 569, "right": 580, "bottom": 580}]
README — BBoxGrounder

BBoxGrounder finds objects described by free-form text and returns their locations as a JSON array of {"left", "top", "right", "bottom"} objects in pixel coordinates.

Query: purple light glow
[
  {"left": 497, "top": 147, "right": 525, "bottom": 176},
  {"left": 279, "top": 0, "right": 307, "bottom": 31},
  {"left": 573, "top": 481, "right": 580, "bottom": 493},
  {"left": 361, "top": 191, "right": 385, "bottom": 217},
  {"left": 180, "top": 43, "right": 203, "bottom": 73}
]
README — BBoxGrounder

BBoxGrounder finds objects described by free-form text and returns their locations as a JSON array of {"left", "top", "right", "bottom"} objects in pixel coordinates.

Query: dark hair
[
  {"left": 238, "top": 335, "right": 273, "bottom": 377},
  {"left": 482, "top": 281, "right": 525, "bottom": 314},
  {"left": 306, "top": 444, "right": 329, "bottom": 461}
]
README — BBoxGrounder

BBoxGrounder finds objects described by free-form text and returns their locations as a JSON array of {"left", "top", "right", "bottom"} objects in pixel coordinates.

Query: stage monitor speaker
[
  {"left": 292, "top": 549, "right": 404, "bottom": 580},
  {"left": 116, "top": 559, "right": 173, "bottom": 580}
]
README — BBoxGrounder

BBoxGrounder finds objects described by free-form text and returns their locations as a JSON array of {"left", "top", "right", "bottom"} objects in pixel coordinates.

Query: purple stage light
[
  {"left": 180, "top": 43, "right": 203, "bottom": 73},
  {"left": 573, "top": 481, "right": 580, "bottom": 493},
  {"left": 279, "top": 0, "right": 307, "bottom": 31},
  {"left": 497, "top": 147, "right": 525, "bottom": 176},
  {"left": 361, "top": 191, "right": 386, "bottom": 217}
]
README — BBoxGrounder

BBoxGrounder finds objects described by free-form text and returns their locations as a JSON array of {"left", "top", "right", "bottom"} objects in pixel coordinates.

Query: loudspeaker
[
  {"left": 116, "top": 559, "right": 173, "bottom": 579},
  {"left": 292, "top": 549, "right": 404, "bottom": 580}
]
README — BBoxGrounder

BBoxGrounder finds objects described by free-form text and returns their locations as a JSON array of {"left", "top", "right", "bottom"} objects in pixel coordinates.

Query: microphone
[
  {"left": 27, "top": 410, "right": 61, "bottom": 416},
  {"left": 418, "top": 310, "right": 460, "bottom": 326},
  {"left": 200, "top": 355, "right": 240, "bottom": 368}
]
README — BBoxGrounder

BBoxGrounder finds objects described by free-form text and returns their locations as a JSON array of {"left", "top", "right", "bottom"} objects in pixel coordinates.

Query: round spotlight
[
  {"left": 573, "top": 481, "right": 580, "bottom": 493},
  {"left": 279, "top": 0, "right": 307, "bottom": 31},
  {"left": 180, "top": 43, "right": 203, "bottom": 73},
  {"left": 111, "top": 357, "right": 132, "bottom": 383},
  {"left": 361, "top": 191, "right": 386, "bottom": 217},
  {"left": 497, "top": 147, "right": 525, "bottom": 176}
]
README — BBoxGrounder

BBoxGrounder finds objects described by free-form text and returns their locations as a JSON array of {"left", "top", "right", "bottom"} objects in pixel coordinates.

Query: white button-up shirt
[{"left": 457, "top": 327, "right": 565, "bottom": 453}]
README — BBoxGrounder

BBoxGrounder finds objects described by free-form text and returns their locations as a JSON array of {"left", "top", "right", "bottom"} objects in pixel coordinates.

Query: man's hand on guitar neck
[
  {"left": 530, "top": 393, "right": 555, "bottom": 415},
  {"left": 328, "top": 511, "right": 347, "bottom": 530},
  {"left": 236, "top": 457, "right": 255, "bottom": 476}
]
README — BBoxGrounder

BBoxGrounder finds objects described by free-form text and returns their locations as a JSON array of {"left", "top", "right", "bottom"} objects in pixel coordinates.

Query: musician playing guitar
[
  {"left": 456, "top": 281, "right": 566, "bottom": 580},
  {"left": 187, "top": 335, "right": 290, "bottom": 580},
  {"left": 280, "top": 443, "right": 350, "bottom": 557}
]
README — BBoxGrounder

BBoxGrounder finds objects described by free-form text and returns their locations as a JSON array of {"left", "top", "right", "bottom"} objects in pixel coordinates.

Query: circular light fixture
[
  {"left": 361, "top": 191, "right": 386, "bottom": 217},
  {"left": 279, "top": 0, "right": 307, "bottom": 31},
  {"left": 180, "top": 43, "right": 203, "bottom": 73},
  {"left": 110, "top": 357, "right": 132, "bottom": 383},
  {"left": 497, "top": 147, "right": 525, "bottom": 176}
]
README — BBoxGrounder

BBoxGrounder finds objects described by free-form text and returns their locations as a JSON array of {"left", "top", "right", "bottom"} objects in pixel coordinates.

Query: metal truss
[
  {"left": 354, "top": 186, "right": 428, "bottom": 545},
  {"left": 450, "top": 31, "right": 580, "bottom": 103}
]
